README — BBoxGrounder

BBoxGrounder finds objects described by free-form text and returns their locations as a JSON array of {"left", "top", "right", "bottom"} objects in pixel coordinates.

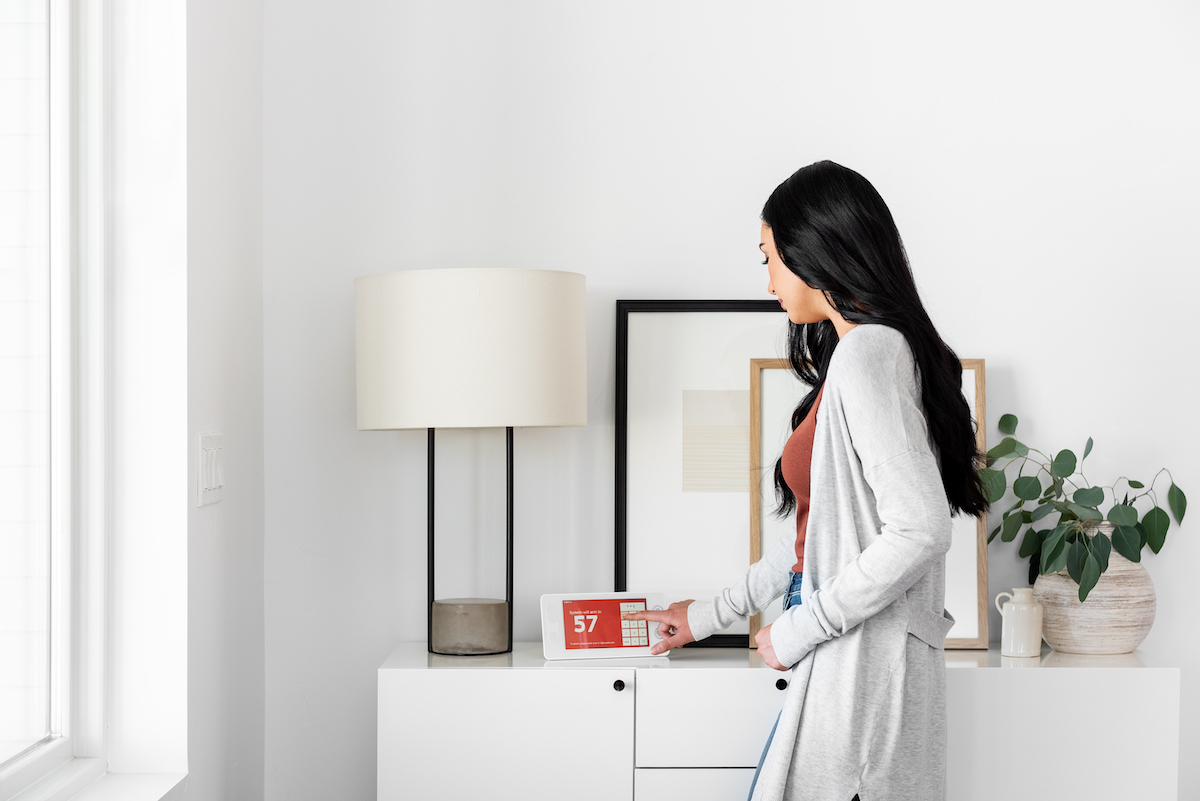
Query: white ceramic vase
[
  {"left": 1032, "top": 521, "right": 1156, "bottom": 654},
  {"left": 994, "top": 587, "right": 1043, "bottom": 658}
]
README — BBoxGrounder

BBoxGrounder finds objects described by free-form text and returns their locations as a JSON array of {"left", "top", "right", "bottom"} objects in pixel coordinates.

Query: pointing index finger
[{"left": 621, "top": 610, "right": 667, "bottom": 623}]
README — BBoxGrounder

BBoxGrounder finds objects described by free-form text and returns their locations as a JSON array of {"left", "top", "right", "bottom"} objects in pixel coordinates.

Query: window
[
  {"left": 0, "top": 2, "right": 100, "bottom": 794},
  {"left": 0, "top": 0, "right": 54, "bottom": 768},
  {"left": 2, "top": 1, "right": 190, "bottom": 793}
]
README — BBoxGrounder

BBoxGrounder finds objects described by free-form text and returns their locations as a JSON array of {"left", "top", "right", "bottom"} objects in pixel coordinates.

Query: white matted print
[
  {"left": 682, "top": 390, "right": 750, "bottom": 492},
  {"left": 624, "top": 310, "right": 787, "bottom": 638}
]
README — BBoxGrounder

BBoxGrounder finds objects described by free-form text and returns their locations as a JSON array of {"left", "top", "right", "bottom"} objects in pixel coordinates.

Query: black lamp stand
[{"left": 426, "top": 427, "right": 515, "bottom": 655}]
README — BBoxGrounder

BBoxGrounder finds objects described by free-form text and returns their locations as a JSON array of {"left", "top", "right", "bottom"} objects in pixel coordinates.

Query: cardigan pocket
[{"left": 906, "top": 607, "right": 956, "bottom": 649}]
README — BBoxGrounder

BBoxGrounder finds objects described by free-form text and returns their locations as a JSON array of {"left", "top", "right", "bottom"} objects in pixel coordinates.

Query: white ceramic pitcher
[{"left": 994, "top": 587, "right": 1043, "bottom": 658}]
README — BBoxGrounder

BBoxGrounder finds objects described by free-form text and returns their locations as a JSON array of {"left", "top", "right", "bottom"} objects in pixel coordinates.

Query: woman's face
[{"left": 761, "top": 222, "right": 833, "bottom": 326}]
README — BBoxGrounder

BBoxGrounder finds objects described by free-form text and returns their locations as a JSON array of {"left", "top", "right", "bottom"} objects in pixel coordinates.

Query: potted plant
[{"left": 979, "top": 413, "right": 1186, "bottom": 654}]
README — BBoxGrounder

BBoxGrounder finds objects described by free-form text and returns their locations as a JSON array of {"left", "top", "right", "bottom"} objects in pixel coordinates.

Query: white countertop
[{"left": 381, "top": 641, "right": 1171, "bottom": 671}]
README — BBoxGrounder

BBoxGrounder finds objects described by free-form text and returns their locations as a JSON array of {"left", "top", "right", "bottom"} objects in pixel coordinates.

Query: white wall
[
  {"left": 174, "top": 0, "right": 266, "bottom": 797},
  {"left": 263, "top": 2, "right": 1200, "bottom": 798}
]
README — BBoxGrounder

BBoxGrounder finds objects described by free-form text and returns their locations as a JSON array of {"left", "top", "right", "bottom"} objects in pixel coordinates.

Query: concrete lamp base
[{"left": 431, "top": 598, "right": 510, "bottom": 655}]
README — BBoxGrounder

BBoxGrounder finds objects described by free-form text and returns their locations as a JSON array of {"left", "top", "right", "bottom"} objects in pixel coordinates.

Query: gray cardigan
[{"left": 687, "top": 323, "right": 957, "bottom": 801}]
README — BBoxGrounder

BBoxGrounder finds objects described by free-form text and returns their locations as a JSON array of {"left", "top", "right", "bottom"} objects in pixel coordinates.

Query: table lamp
[{"left": 355, "top": 268, "right": 587, "bottom": 655}]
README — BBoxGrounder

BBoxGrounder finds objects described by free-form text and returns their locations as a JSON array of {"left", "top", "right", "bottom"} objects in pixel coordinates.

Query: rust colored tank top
[{"left": 780, "top": 382, "right": 825, "bottom": 573}]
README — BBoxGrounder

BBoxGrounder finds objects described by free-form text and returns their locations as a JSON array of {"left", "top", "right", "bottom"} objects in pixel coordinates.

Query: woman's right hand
[{"left": 622, "top": 599, "right": 696, "bottom": 655}]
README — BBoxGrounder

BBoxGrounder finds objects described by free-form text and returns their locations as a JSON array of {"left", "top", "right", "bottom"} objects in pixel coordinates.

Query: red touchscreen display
[{"left": 562, "top": 598, "right": 648, "bottom": 650}]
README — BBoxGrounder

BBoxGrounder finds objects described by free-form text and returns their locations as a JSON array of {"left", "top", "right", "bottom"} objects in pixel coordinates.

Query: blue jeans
[{"left": 748, "top": 571, "right": 802, "bottom": 801}]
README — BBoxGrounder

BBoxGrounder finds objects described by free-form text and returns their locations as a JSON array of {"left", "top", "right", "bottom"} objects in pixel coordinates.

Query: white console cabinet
[{"left": 378, "top": 643, "right": 1180, "bottom": 801}]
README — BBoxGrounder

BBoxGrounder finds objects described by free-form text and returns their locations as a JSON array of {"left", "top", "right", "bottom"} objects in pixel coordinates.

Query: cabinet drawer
[
  {"left": 635, "top": 768, "right": 756, "bottom": 799},
  {"left": 635, "top": 668, "right": 786, "bottom": 767}
]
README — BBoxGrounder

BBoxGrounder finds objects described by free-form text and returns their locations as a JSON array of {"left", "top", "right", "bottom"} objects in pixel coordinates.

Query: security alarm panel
[{"left": 540, "top": 592, "right": 669, "bottom": 661}]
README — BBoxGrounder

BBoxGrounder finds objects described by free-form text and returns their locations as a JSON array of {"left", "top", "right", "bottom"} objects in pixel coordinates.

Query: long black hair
[{"left": 764, "top": 160, "right": 989, "bottom": 520}]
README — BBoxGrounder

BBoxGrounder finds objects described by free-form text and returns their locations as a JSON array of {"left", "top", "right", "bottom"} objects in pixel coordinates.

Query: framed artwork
[
  {"left": 748, "top": 358, "right": 990, "bottom": 649},
  {"left": 615, "top": 300, "right": 787, "bottom": 647},
  {"left": 615, "top": 298, "right": 989, "bottom": 650}
]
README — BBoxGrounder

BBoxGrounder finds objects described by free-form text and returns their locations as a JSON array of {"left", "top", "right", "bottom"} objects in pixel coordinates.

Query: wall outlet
[{"left": 198, "top": 433, "right": 224, "bottom": 506}]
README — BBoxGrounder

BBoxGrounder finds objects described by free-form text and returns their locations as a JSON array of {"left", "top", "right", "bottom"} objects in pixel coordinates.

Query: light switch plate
[{"left": 198, "top": 433, "right": 224, "bottom": 506}]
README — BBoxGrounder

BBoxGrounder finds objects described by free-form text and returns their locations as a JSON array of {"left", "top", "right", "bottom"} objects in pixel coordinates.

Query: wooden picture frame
[
  {"left": 748, "top": 358, "right": 990, "bottom": 649},
  {"left": 952, "top": 359, "right": 990, "bottom": 649}
]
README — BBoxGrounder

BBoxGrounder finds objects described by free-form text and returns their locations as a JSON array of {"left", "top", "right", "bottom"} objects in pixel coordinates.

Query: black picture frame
[{"left": 615, "top": 299, "right": 786, "bottom": 647}]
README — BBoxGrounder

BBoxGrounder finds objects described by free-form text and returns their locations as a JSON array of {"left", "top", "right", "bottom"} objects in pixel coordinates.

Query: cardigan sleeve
[
  {"left": 685, "top": 523, "right": 795, "bottom": 643},
  {"left": 767, "top": 327, "right": 953, "bottom": 668}
]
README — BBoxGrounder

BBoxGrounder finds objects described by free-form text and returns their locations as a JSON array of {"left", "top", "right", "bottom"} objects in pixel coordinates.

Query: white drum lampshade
[
  {"left": 355, "top": 268, "right": 588, "bottom": 655},
  {"left": 356, "top": 268, "right": 587, "bottom": 430}
]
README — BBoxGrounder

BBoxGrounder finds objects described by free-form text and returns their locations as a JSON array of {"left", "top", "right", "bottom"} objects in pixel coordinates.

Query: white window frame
[
  {"left": 2, "top": 2, "right": 188, "bottom": 798},
  {"left": 0, "top": 1, "right": 106, "bottom": 797}
]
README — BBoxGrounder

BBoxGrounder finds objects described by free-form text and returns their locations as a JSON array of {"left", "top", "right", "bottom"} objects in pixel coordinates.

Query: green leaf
[
  {"left": 987, "top": 438, "right": 1018, "bottom": 459},
  {"left": 1078, "top": 553, "right": 1101, "bottom": 602},
  {"left": 1027, "top": 554, "right": 1040, "bottom": 586},
  {"left": 1041, "top": 525, "right": 1060, "bottom": 551},
  {"left": 988, "top": 522, "right": 1002, "bottom": 543},
  {"left": 987, "top": 437, "right": 1029, "bottom": 460},
  {"left": 1018, "top": 528, "right": 1042, "bottom": 559},
  {"left": 1051, "top": 500, "right": 1076, "bottom": 520},
  {"left": 1040, "top": 536, "right": 1068, "bottom": 574},
  {"left": 1001, "top": 514, "right": 1023, "bottom": 542},
  {"left": 1052, "top": 449, "right": 1077, "bottom": 478},
  {"left": 1106, "top": 504, "right": 1138, "bottom": 528},
  {"left": 1082, "top": 437, "right": 1093, "bottom": 461},
  {"left": 1073, "top": 486, "right": 1105, "bottom": 506},
  {"left": 1090, "top": 531, "right": 1111, "bottom": 572},
  {"left": 985, "top": 455, "right": 997, "bottom": 468},
  {"left": 1066, "top": 539, "right": 1086, "bottom": 583},
  {"left": 998, "top": 414, "right": 1018, "bottom": 435},
  {"left": 1142, "top": 507, "right": 1169, "bottom": 553},
  {"left": 1136, "top": 522, "right": 1148, "bottom": 549},
  {"left": 1067, "top": 503, "right": 1102, "bottom": 522},
  {"left": 1036, "top": 537, "right": 1065, "bottom": 575},
  {"left": 1111, "top": 525, "right": 1142, "bottom": 563},
  {"left": 1127, "top": 479, "right": 1144, "bottom": 489},
  {"left": 1041, "top": 537, "right": 1070, "bottom": 575},
  {"left": 1031, "top": 503, "right": 1054, "bottom": 521},
  {"left": 1168, "top": 484, "right": 1187, "bottom": 524},
  {"left": 1014, "top": 476, "right": 1042, "bottom": 501},
  {"left": 979, "top": 468, "right": 1007, "bottom": 504}
]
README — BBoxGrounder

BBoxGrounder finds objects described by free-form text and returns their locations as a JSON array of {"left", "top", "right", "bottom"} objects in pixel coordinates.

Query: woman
[{"left": 624, "top": 161, "right": 989, "bottom": 801}]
